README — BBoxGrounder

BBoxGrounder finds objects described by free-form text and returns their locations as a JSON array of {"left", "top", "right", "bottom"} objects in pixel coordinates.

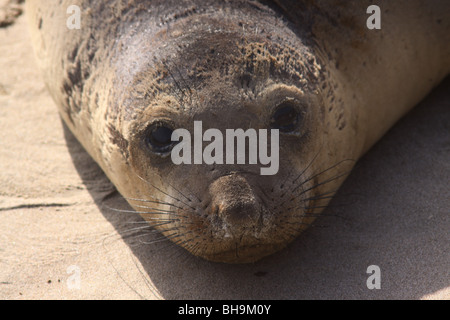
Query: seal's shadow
[{"left": 64, "top": 77, "right": 449, "bottom": 299}]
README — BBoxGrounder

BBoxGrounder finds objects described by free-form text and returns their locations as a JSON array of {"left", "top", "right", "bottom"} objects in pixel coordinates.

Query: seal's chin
[{"left": 201, "top": 242, "right": 287, "bottom": 264}]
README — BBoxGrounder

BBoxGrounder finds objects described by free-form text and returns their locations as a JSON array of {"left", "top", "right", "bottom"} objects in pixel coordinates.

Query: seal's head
[{"left": 106, "top": 2, "right": 354, "bottom": 263}]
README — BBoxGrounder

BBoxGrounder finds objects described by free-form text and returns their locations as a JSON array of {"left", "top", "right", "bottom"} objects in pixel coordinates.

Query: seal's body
[{"left": 27, "top": 0, "right": 450, "bottom": 263}]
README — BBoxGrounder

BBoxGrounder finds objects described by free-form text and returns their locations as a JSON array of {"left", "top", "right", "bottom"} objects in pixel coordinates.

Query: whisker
[
  {"left": 139, "top": 232, "right": 184, "bottom": 245},
  {"left": 165, "top": 179, "right": 202, "bottom": 204},
  {"left": 124, "top": 196, "right": 186, "bottom": 209},
  {"left": 292, "top": 145, "right": 323, "bottom": 184},
  {"left": 105, "top": 206, "right": 180, "bottom": 216},
  {"left": 292, "top": 158, "right": 355, "bottom": 192},
  {"left": 129, "top": 203, "right": 191, "bottom": 215},
  {"left": 299, "top": 189, "right": 340, "bottom": 202},
  {"left": 135, "top": 173, "right": 197, "bottom": 210},
  {"left": 293, "top": 169, "right": 352, "bottom": 196},
  {"left": 277, "top": 158, "right": 352, "bottom": 208}
]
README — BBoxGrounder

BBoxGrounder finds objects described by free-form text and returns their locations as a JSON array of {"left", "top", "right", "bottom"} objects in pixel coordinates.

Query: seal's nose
[
  {"left": 209, "top": 174, "right": 261, "bottom": 232},
  {"left": 214, "top": 197, "right": 259, "bottom": 227}
]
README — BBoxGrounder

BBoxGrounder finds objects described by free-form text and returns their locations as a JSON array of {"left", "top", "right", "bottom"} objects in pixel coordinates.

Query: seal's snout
[
  {"left": 209, "top": 174, "right": 262, "bottom": 235},
  {"left": 202, "top": 173, "right": 284, "bottom": 263}
]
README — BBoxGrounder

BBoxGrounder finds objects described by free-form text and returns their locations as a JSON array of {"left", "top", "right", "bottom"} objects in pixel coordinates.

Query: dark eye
[
  {"left": 270, "top": 101, "right": 300, "bottom": 132},
  {"left": 146, "top": 124, "right": 175, "bottom": 153}
]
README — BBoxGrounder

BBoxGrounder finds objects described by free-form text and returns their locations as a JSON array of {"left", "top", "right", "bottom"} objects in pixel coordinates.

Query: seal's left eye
[
  {"left": 270, "top": 101, "right": 300, "bottom": 133},
  {"left": 146, "top": 124, "right": 175, "bottom": 153}
]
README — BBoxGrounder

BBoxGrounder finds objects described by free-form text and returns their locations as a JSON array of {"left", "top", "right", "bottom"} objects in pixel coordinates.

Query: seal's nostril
[{"left": 217, "top": 201, "right": 259, "bottom": 227}]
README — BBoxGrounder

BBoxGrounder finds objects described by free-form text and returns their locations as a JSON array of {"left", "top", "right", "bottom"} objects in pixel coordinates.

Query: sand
[{"left": 0, "top": 5, "right": 448, "bottom": 300}]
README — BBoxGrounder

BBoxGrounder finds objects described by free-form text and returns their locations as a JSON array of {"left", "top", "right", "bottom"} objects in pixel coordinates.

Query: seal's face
[{"left": 113, "top": 9, "right": 345, "bottom": 263}]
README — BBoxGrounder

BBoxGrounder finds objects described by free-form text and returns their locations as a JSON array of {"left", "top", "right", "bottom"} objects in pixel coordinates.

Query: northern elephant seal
[{"left": 27, "top": 0, "right": 450, "bottom": 263}]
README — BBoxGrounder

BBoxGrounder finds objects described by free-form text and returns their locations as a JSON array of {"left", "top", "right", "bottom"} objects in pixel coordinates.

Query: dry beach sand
[{"left": 0, "top": 3, "right": 448, "bottom": 299}]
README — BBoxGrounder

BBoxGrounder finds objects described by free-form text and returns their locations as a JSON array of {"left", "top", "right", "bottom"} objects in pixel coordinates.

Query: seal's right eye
[
  {"left": 270, "top": 100, "right": 300, "bottom": 133},
  {"left": 145, "top": 124, "right": 175, "bottom": 154}
]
